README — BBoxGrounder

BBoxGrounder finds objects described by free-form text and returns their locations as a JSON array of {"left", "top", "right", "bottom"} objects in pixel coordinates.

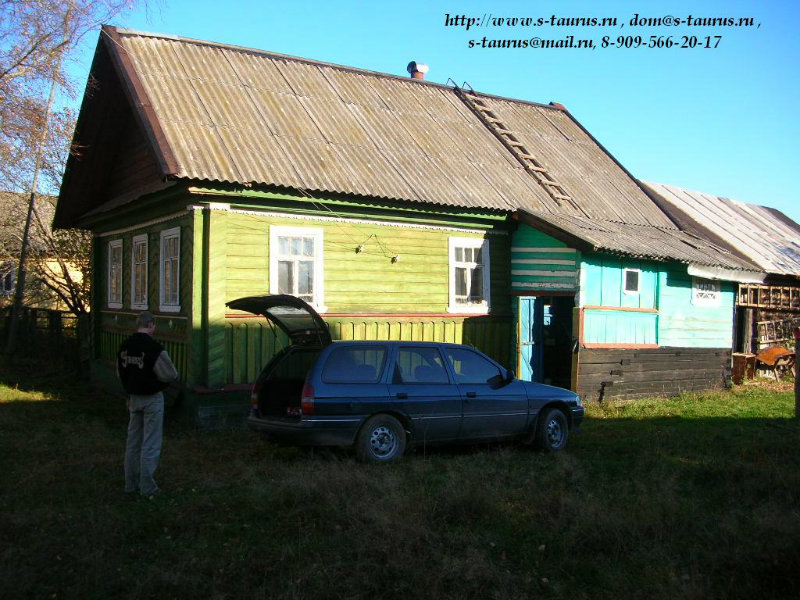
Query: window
[
  {"left": 394, "top": 347, "right": 450, "bottom": 384},
  {"left": 270, "top": 226, "right": 325, "bottom": 310},
  {"left": 448, "top": 237, "right": 491, "bottom": 313},
  {"left": 107, "top": 239, "right": 123, "bottom": 308},
  {"left": 322, "top": 346, "right": 387, "bottom": 383},
  {"left": 692, "top": 277, "right": 721, "bottom": 307},
  {"left": 0, "top": 262, "right": 15, "bottom": 295},
  {"left": 443, "top": 347, "right": 503, "bottom": 384},
  {"left": 160, "top": 227, "right": 180, "bottom": 312},
  {"left": 131, "top": 234, "right": 148, "bottom": 309},
  {"left": 623, "top": 268, "right": 640, "bottom": 295}
]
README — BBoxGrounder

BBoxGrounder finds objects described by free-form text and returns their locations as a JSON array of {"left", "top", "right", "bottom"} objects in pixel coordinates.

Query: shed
[{"left": 643, "top": 181, "right": 800, "bottom": 353}]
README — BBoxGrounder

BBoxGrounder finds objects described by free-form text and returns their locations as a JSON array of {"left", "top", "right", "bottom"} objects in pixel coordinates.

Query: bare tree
[{"left": 1, "top": 0, "right": 144, "bottom": 353}]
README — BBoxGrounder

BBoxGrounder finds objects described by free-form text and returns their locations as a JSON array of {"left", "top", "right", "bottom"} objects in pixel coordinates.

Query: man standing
[{"left": 117, "top": 311, "right": 178, "bottom": 497}]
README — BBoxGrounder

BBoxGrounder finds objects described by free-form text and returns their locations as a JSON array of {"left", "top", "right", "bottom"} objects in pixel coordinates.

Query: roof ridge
[{"left": 108, "top": 26, "right": 566, "bottom": 112}]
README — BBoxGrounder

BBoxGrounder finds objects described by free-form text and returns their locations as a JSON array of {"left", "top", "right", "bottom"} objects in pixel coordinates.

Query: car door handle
[
  {"left": 396, "top": 393, "right": 408, "bottom": 399},
  {"left": 466, "top": 392, "right": 477, "bottom": 398}
]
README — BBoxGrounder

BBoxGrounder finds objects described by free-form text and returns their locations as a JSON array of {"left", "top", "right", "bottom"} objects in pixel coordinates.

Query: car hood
[
  {"left": 521, "top": 381, "right": 581, "bottom": 404},
  {"left": 226, "top": 294, "right": 332, "bottom": 346}
]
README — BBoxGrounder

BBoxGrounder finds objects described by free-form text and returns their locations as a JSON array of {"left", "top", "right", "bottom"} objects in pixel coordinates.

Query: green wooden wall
[
  {"left": 94, "top": 214, "right": 192, "bottom": 377},
  {"left": 225, "top": 211, "right": 510, "bottom": 313},
  {"left": 93, "top": 191, "right": 515, "bottom": 393},
  {"left": 226, "top": 315, "right": 512, "bottom": 384},
  {"left": 222, "top": 208, "right": 514, "bottom": 383},
  {"left": 511, "top": 225, "right": 579, "bottom": 292}
]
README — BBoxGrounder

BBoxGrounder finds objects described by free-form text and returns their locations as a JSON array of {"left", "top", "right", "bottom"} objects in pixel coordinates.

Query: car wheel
[
  {"left": 535, "top": 408, "right": 569, "bottom": 452},
  {"left": 356, "top": 414, "right": 407, "bottom": 463}
]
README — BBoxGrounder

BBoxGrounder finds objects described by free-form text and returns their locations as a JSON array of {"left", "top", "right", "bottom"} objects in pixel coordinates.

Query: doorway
[{"left": 518, "top": 296, "right": 575, "bottom": 389}]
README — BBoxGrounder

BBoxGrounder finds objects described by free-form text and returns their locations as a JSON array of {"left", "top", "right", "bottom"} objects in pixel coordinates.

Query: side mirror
[{"left": 505, "top": 368, "right": 516, "bottom": 384}]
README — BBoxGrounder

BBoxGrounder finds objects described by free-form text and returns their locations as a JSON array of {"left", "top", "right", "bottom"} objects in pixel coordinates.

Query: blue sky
[{"left": 83, "top": 0, "right": 799, "bottom": 222}]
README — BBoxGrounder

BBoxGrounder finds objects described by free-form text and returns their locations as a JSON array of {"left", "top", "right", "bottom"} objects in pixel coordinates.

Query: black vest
[{"left": 117, "top": 332, "right": 168, "bottom": 395}]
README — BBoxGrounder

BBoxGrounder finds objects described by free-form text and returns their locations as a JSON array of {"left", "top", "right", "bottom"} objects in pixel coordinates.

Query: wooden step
[{"left": 524, "top": 164, "right": 548, "bottom": 173}]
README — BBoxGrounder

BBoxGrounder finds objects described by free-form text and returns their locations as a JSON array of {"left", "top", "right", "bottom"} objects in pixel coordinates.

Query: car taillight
[
  {"left": 250, "top": 381, "right": 261, "bottom": 410},
  {"left": 300, "top": 382, "right": 315, "bottom": 415}
]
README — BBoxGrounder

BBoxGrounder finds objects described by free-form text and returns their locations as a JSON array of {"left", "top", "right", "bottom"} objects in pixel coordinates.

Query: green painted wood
[
  {"left": 511, "top": 225, "right": 579, "bottom": 291},
  {"left": 188, "top": 210, "right": 205, "bottom": 384},
  {"left": 224, "top": 211, "right": 511, "bottom": 314},
  {"left": 205, "top": 209, "right": 228, "bottom": 387},
  {"left": 224, "top": 315, "right": 513, "bottom": 384}
]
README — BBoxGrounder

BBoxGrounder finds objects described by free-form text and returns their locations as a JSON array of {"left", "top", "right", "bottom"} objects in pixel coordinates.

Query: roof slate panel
[
  {"left": 644, "top": 182, "right": 800, "bottom": 276},
  {"left": 59, "top": 28, "right": 760, "bottom": 270}
]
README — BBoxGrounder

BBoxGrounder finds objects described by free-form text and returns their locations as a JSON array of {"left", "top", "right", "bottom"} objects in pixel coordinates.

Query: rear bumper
[{"left": 247, "top": 412, "right": 362, "bottom": 446}]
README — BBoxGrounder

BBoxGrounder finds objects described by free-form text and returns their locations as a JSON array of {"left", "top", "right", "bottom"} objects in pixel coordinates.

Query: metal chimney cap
[{"left": 406, "top": 61, "right": 429, "bottom": 75}]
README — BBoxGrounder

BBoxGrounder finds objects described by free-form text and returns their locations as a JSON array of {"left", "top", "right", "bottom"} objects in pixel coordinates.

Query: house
[
  {"left": 55, "top": 27, "right": 757, "bottom": 423},
  {"left": 0, "top": 191, "right": 83, "bottom": 311},
  {"left": 643, "top": 182, "right": 800, "bottom": 354}
]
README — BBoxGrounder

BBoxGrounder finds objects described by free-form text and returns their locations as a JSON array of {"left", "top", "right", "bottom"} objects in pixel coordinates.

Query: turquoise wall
[
  {"left": 657, "top": 263, "right": 735, "bottom": 348},
  {"left": 580, "top": 254, "right": 658, "bottom": 345},
  {"left": 579, "top": 254, "right": 734, "bottom": 348}
]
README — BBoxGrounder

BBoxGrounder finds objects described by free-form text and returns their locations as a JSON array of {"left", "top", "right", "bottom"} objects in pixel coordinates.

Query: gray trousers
[{"left": 124, "top": 392, "right": 164, "bottom": 495}]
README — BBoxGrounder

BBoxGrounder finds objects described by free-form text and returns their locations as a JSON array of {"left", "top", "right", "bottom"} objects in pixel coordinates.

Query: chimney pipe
[{"left": 406, "top": 61, "right": 429, "bottom": 80}]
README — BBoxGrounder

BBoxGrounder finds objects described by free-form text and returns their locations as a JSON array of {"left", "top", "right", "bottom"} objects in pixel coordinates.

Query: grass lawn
[{"left": 1, "top": 358, "right": 798, "bottom": 599}]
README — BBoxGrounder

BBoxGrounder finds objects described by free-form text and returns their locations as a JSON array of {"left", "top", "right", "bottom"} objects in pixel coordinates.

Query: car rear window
[
  {"left": 267, "top": 348, "right": 321, "bottom": 380},
  {"left": 322, "top": 346, "right": 387, "bottom": 383}
]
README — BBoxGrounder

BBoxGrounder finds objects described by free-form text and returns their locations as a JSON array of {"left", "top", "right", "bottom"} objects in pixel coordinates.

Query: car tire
[
  {"left": 356, "top": 414, "right": 407, "bottom": 463},
  {"left": 534, "top": 408, "right": 569, "bottom": 452}
]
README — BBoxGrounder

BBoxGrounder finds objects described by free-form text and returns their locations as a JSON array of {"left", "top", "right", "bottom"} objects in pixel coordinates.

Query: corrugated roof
[
  {"left": 643, "top": 182, "right": 800, "bottom": 277},
  {"left": 57, "top": 27, "right": 755, "bottom": 271},
  {"left": 518, "top": 209, "right": 756, "bottom": 269},
  {"left": 114, "top": 29, "right": 551, "bottom": 213},
  {"left": 108, "top": 27, "right": 683, "bottom": 224}
]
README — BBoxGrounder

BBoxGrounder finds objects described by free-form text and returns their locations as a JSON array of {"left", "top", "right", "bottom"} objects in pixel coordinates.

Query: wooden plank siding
[
  {"left": 579, "top": 253, "right": 659, "bottom": 346},
  {"left": 577, "top": 253, "right": 735, "bottom": 348},
  {"left": 576, "top": 347, "right": 731, "bottom": 401},
  {"left": 221, "top": 208, "right": 514, "bottom": 385},
  {"left": 93, "top": 214, "right": 193, "bottom": 377},
  {"left": 511, "top": 225, "right": 579, "bottom": 293},
  {"left": 657, "top": 263, "right": 736, "bottom": 348},
  {"left": 225, "top": 315, "right": 512, "bottom": 385},
  {"left": 224, "top": 210, "right": 510, "bottom": 313}
]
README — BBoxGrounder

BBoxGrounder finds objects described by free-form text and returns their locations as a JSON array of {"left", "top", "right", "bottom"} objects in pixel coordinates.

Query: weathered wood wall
[{"left": 576, "top": 347, "right": 731, "bottom": 401}]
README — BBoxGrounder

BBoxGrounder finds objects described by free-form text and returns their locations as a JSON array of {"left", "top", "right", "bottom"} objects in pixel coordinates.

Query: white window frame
[
  {"left": 692, "top": 276, "right": 721, "bottom": 307},
  {"left": 107, "top": 239, "right": 123, "bottom": 309},
  {"left": 159, "top": 227, "right": 181, "bottom": 313},
  {"left": 0, "top": 261, "right": 16, "bottom": 296},
  {"left": 269, "top": 226, "right": 326, "bottom": 312},
  {"left": 623, "top": 268, "right": 641, "bottom": 295},
  {"left": 131, "top": 234, "right": 148, "bottom": 310},
  {"left": 448, "top": 237, "right": 491, "bottom": 314}
]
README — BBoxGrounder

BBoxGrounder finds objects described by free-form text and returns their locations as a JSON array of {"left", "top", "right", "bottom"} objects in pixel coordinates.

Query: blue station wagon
[{"left": 227, "top": 295, "right": 584, "bottom": 462}]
